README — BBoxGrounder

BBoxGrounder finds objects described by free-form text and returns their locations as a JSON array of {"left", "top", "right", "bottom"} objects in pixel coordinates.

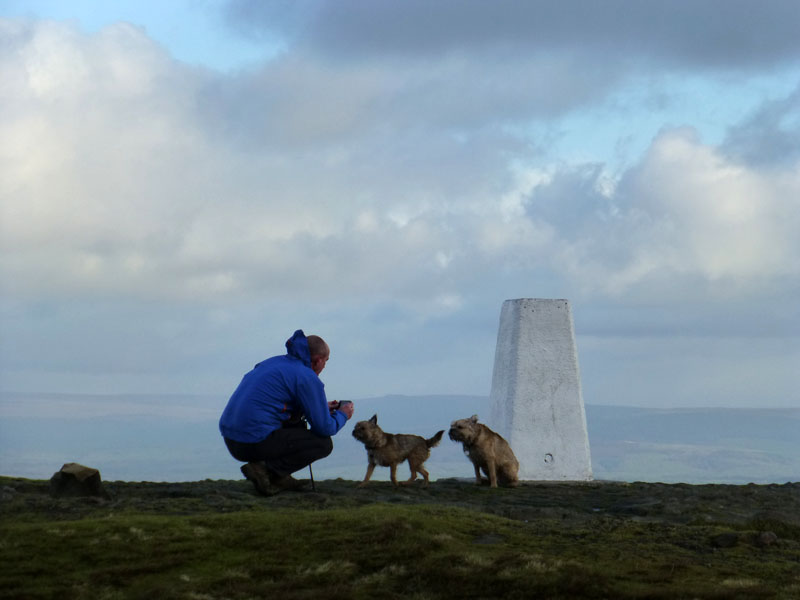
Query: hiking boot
[
  {"left": 268, "top": 472, "right": 309, "bottom": 491},
  {"left": 241, "top": 462, "right": 277, "bottom": 496}
]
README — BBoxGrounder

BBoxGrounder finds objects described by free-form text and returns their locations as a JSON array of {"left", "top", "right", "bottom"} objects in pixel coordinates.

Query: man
[{"left": 219, "top": 329, "right": 354, "bottom": 495}]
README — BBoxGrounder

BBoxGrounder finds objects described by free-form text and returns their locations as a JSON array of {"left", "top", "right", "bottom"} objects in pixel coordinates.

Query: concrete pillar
[{"left": 489, "top": 298, "right": 593, "bottom": 481}]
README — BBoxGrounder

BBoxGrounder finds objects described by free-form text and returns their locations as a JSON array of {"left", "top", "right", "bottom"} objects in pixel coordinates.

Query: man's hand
[
  {"left": 338, "top": 402, "right": 354, "bottom": 420},
  {"left": 329, "top": 400, "right": 354, "bottom": 419}
]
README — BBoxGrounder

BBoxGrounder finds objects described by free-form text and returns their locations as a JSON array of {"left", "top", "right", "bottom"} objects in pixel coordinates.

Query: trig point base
[{"left": 489, "top": 299, "right": 593, "bottom": 481}]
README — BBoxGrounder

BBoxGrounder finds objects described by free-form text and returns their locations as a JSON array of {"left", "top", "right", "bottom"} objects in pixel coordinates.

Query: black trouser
[{"left": 224, "top": 428, "right": 333, "bottom": 478}]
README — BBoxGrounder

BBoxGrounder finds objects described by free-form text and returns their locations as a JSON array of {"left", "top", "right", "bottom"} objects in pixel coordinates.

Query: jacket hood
[{"left": 285, "top": 329, "right": 311, "bottom": 367}]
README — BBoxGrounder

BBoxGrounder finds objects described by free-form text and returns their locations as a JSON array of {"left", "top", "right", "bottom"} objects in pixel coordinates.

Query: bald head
[
  {"left": 307, "top": 335, "right": 329, "bottom": 359},
  {"left": 307, "top": 335, "right": 330, "bottom": 375}
]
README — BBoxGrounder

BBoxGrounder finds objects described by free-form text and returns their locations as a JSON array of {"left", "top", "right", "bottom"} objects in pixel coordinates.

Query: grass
[{"left": 3, "top": 501, "right": 800, "bottom": 599}]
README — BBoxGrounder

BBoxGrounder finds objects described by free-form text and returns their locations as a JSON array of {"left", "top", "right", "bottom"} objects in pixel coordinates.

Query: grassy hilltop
[{"left": 1, "top": 476, "right": 800, "bottom": 599}]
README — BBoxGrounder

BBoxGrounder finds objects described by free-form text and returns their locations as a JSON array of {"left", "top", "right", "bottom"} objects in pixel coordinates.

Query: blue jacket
[{"left": 219, "top": 330, "right": 347, "bottom": 443}]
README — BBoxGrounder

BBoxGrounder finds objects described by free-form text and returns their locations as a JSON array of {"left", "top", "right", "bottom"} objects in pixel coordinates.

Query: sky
[{"left": 1, "top": 0, "right": 799, "bottom": 409}]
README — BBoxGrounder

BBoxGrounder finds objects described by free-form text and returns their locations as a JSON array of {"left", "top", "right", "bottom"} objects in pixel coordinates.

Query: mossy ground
[{"left": 2, "top": 476, "right": 799, "bottom": 599}]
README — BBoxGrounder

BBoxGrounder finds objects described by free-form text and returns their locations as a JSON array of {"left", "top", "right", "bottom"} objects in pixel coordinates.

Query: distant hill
[
  {"left": 1, "top": 392, "right": 798, "bottom": 484},
  {"left": 586, "top": 404, "right": 800, "bottom": 484}
]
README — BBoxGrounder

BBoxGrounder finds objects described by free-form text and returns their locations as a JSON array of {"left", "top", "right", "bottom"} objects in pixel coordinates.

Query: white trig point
[{"left": 489, "top": 298, "right": 593, "bottom": 481}]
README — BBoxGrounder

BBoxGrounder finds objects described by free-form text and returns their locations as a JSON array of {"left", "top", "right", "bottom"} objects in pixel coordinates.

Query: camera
[{"left": 337, "top": 400, "right": 353, "bottom": 409}]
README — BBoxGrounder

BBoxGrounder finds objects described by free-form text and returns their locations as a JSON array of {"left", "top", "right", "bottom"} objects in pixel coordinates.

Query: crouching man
[{"left": 219, "top": 329, "right": 354, "bottom": 495}]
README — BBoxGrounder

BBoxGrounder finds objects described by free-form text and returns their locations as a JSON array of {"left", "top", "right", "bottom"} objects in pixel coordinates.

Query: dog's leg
[
  {"left": 389, "top": 463, "right": 400, "bottom": 486},
  {"left": 418, "top": 465, "right": 430, "bottom": 487},
  {"left": 358, "top": 461, "right": 376, "bottom": 488},
  {"left": 486, "top": 460, "right": 499, "bottom": 488},
  {"left": 473, "top": 462, "right": 483, "bottom": 485},
  {"left": 403, "top": 460, "right": 419, "bottom": 485},
  {"left": 404, "top": 457, "right": 426, "bottom": 485}
]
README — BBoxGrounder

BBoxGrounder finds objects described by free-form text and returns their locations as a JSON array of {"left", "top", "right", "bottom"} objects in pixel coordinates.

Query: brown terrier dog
[
  {"left": 448, "top": 415, "right": 519, "bottom": 488},
  {"left": 352, "top": 414, "right": 444, "bottom": 487}
]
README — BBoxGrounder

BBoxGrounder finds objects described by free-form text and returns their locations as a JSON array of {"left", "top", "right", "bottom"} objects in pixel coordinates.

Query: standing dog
[
  {"left": 448, "top": 415, "right": 519, "bottom": 488},
  {"left": 352, "top": 414, "right": 444, "bottom": 487}
]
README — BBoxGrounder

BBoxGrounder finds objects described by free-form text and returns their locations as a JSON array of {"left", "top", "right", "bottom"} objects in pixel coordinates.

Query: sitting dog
[
  {"left": 448, "top": 415, "right": 519, "bottom": 488},
  {"left": 352, "top": 414, "right": 444, "bottom": 487}
]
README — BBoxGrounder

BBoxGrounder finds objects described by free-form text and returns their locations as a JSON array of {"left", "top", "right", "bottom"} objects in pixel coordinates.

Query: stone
[
  {"left": 489, "top": 299, "right": 593, "bottom": 481},
  {"left": 49, "top": 463, "right": 111, "bottom": 499}
]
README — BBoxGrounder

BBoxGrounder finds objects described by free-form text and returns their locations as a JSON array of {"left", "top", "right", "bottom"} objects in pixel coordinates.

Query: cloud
[
  {"left": 1, "top": 21, "right": 223, "bottom": 297},
  {"left": 618, "top": 128, "right": 800, "bottom": 285},
  {"left": 523, "top": 127, "right": 800, "bottom": 297},
  {"left": 225, "top": 0, "right": 800, "bottom": 69},
  {"left": 0, "top": 19, "right": 550, "bottom": 307},
  {"left": 200, "top": 45, "right": 618, "bottom": 145},
  {"left": 2, "top": 18, "right": 799, "bottom": 318},
  {"left": 1, "top": 13, "right": 798, "bottom": 407},
  {"left": 722, "top": 83, "right": 800, "bottom": 167}
]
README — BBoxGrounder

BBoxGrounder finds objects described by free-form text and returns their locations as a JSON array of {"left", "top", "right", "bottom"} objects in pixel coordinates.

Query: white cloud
[
  {"left": 0, "top": 20, "right": 550, "bottom": 305},
  {"left": 520, "top": 128, "right": 800, "bottom": 296},
  {"left": 619, "top": 128, "right": 799, "bottom": 284},
  {"left": 2, "top": 20, "right": 799, "bottom": 310},
  {"left": 1, "top": 14, "right": 798, "bottom": 408}
]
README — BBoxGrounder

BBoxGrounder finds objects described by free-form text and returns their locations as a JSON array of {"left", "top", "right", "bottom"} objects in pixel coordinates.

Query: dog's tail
[{"left": 427, "top": 430, "right": 445, "bottom": 448}]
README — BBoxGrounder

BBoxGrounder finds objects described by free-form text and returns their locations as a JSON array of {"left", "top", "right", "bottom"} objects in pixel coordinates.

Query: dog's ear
[
  {"left": 369, "top": 414, "right": 378, "bottom": 424},
  {"left": 470, "top": 414, "right": 479, "bottom": 423}
]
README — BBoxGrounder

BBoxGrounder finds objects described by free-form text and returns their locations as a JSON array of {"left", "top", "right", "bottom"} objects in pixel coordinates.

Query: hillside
[{"left": 2, "top": 475, "right": 799, "bottom": 598}]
